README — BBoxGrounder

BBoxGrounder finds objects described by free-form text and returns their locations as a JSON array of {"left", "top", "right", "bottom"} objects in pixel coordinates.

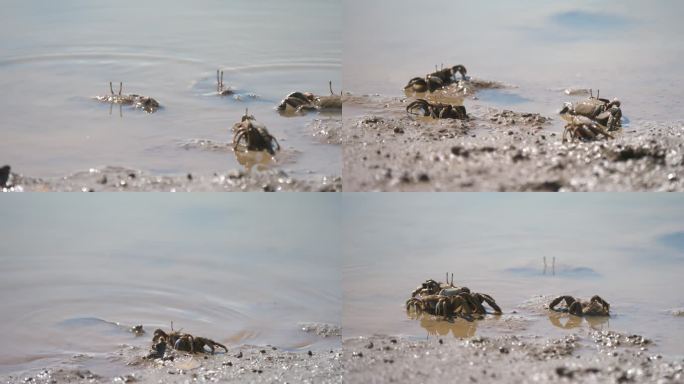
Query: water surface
[
  {"left": 0, "top": 195, "right": 341, "bottom": 375},
  {"left": 342, "top": 194, "right": 684, "bottom": 356},
  {"left": 0, "top": 0, "right": 341, "bottom": 178},
  {"left": 344, "top": 0, "right": 684, "bottom": 129}
]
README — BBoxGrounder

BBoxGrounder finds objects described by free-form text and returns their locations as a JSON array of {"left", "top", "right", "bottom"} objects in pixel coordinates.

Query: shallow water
[
  {"left": 342, "top": 194, "right": 684, "bottom": 356},
  {"left": 344, "top": 0, "right": 684, "bottom": 130},
  {"left": 0, "top": 195, "right": 341, "bottom": 375},
  {"left": 0, "top": 0, "right": 341, "bottom": 179}
]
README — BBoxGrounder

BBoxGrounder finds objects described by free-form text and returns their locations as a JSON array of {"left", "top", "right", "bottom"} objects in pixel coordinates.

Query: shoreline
[{"left": 342, "top": 89, "right": 684, "bottom": 192}]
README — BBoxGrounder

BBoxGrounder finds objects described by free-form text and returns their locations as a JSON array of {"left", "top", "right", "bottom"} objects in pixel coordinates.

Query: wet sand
[
  {"left": 344, "top": 331, "right": 682, "bottom": 384},
  {"left": 342, "top": 87, "right": 684, "bottom": 191},
  {"left": 0, "top": 343, "right": 342, "bottom": 384},
  {"left": 3, "top": 164, "right": 341, "bottom": 192}
]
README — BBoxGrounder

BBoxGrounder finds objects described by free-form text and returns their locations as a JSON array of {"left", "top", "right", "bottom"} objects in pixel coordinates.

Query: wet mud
[
  {"left": 343, "top": 331, "right": 682, "bottom": 384},
  {"left": 343, "top": 86, "right": 684, "bottom": 192}
]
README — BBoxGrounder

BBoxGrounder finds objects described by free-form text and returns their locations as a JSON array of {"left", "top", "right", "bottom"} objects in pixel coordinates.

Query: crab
[
  {"left": 276, "top": 91, "right": 316, "bottom": 112},
  {"left": 560, "top": 107, "right": 614, "bottom": 142},
  {"left": 152, "top": 328, "right": 228, "bottom": 355},
  {"left": 215, "top": 69, "right": 234, "bottom": 96},
  {"left": 549, "top": 295, "right": 610, "bottom": 316},
  {"left": 406, "top": 273, "right": 502, "bottom": 321},
  {"left": 95, "top": 82, "right": 160, "bottom": 113},
  {"left": 562, "top": 90, "right": 622, "bottom": 131},
  {"left": 407, "top": 99, "right": 467, "bottom": 119},
  {"left": 276, "top": 82, "right": 342, "bottom": 113},
  {"left": 232, "top": 109, "right": 281, "bottom": 155},
  {"left": 404, "top": 64, "right": 467, "bottom": 93}
]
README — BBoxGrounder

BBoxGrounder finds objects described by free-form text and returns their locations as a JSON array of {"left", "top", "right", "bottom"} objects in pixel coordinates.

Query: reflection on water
[
  {"left": 0, "top": 0, "right": 341, "bottom": 178},
  {"left": 343, "top": 194, "right": 684, "bottom": 356},
  {"left": 547, "top": 312, "right": 609, "bottom": 331},
  {"left": 234, "top": 150, "right": 277, "bottom": 172},
  {"left": 408, "top": 313, "right": 478, "bottom": 339},
  {"left": 0, "top": 195, "right": 341, "bottom": 375}
]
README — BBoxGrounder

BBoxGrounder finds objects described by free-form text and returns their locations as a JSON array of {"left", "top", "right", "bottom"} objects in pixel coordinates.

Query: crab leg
[
  {"left": 220, "top": 71, "right": 224, "bottom": 90},
  {"left": 549, "top": 295, "right": 576, "bottom": 311},
  {"left": 109, "top": 82, "right": 114, "bottom": 95},
  {"left": 119, "top": 82, "right": 123, "bottom": 96}
]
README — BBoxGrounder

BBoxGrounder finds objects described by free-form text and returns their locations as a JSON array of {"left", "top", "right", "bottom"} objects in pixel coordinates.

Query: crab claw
[{"left": 559, "top": 102, "right": 572, "bottom": 114}]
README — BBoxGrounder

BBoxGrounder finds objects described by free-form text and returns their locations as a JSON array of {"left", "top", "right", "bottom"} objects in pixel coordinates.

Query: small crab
[
  {"left": 277, "top": 91, "right": 316, "bottom": 112},
  {"left": 232, "top": 109, "right": 280, "bottom": 155},
  {"left": 549, "top": 295, "right": 610, "bottom": 316},
  {"left": 404, "top": 64, "right": 467, "bottom": 93},
  {"left": 152, "top": 328, "right": 228, "bottom": 355},
  {"left": 562, "top": 90, "right": 622, "bottom": 131},
  {"left": 215, "top": 69, "right": 234, "bottom": 96},
  {"left": 407, "top": 99, "right": 467, "bottom": 119},
  {"left": 560, "top": 107, "right": 614, "bottom": 142},
  {"left": 95, "top": 82, "right": 160, "bottom": 113},
  {"left": 130, "top": 324, "right": 145, "bottom": 336},
  {"left": 277, "top": 82, "right": 342, "bottom": 113},
  {"left": 404, "top": 75, "right": 444, "bottom": 93}
]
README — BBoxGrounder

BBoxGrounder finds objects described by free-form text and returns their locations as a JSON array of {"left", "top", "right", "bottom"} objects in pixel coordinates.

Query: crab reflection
[
  {"left": 408, "top": 312, "right": 478, "bottom": 339},
  {"left": 234, "top": 150, "right": 277, "bottom": 172},
  {"left": 547, "top": 311, "right": 609, "bottom": 331}
]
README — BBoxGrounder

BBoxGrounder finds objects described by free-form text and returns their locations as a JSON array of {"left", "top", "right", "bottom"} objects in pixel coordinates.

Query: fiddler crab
[
  {"left": 215, "top": 69, "right": 234, "bottom": 96},
  {"left": 276, "top": 81, "right": 342, "bottom": 113},
  {"left": 406, "top": 99, "right": 467, "bottom": 119},
  {"left": 406, "top": 273, "right": 502, "bottom": 321},
  {"left": 232, "top": 109, "right": 281, "bottom": 155},
  {"left": 147, "top": 325, "right": 228, "bottom": 358},
  {"left": 549, "top": 295, "right": 610, "bottom": 317},
  {"left": 95, "top": 82, "right": 160, "bottom": 113},
  {"left": 560, "top": 90, "right": 622, "bottom": 142},
  {"left": 404, "top": 64, "right": 467, "bottom": 93}
]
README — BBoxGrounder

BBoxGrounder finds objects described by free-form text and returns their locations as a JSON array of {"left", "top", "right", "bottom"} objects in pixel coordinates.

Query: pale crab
[
  {"left": 561, "top": 90, "right": 622, "bottom": 131},
  {"left": 276, "top": 91, "right": 316, "bottom": 112},
  {"left": 549, "top": 295, "right": 610, "bottom": 316},
  {"left": 232, "top": 109, "right": 281, "bottom": 155},
  {"left": 95, "top": 82, "right": 160, "bottom": 113},
  {"left": 151, "top": 327, "right": 228, "bottom": 356},
  {"left": 560, "top": 106, "right": 614, "bottom": 142},
  {"left": 406, "top": 99, "right": 467, "bottom": 119},
  {"left": 215, "top": 69, "right": 234, "bottom": 96}
]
